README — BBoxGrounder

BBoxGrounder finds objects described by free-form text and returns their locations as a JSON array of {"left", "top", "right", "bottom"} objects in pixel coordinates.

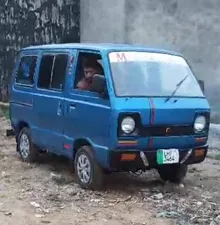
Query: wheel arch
[
  {"left": 73, "top": 138, "right": 92, "bottom": 158},
  {"left": 72, "top": 138, "right": 110, "bottom": 171},
  {"left": 15, "top": 121, "right": 30, "bottom": 140}
]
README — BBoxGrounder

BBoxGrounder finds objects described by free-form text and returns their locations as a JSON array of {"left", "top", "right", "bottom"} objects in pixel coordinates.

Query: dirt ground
[{"left": 1, "top": 117, "right": 220, "bottom": 225}]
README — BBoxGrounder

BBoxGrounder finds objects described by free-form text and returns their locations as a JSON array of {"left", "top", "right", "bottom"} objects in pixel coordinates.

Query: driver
[{"left": 77, "top": 60, "right": 103, "bottom": 91}]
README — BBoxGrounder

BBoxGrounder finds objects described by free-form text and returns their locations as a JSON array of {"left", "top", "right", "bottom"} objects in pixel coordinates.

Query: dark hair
[{"left": 83, "top": 60, "right": 104, "bottom": 74}]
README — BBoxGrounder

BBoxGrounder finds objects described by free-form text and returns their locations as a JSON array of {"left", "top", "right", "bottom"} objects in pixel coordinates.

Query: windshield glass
[{"left": 109, "top": 51, "right": 204, "bottom": 97}]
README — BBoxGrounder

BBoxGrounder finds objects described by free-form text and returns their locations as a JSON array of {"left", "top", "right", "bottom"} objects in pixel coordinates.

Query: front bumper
[{"left": 108, "top": 145, "right": 208, "bottom": 172}]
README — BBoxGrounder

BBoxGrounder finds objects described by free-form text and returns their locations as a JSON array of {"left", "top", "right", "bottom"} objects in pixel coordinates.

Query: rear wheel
[
  {"left": 74, "top": 145, "right": 104, "bottom": 190},
  {"left": 157, "top": 164, "right": 188, "bottom": 183},
  {"left": 17, "top": 127, "right": 38, "bottom": 163}
]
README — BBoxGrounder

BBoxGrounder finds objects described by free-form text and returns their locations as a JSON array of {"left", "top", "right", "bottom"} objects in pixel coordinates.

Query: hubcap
[
  {"left": 19, "top": 134, "right": 30, "bottom": 159},
  {"left": 77, "top": 154, "right": 91, "bottom": 184}
]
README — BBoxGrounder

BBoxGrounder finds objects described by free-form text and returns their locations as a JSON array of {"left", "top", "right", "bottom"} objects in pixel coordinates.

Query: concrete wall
[
  {"left": 80, "top": 0, "right": 126, "bottom": 43},
  {"left": 80, "top": 0, "right": 220, "bottom": 111},
  {"left": 80, "top": 0, "right": 220, "bottom": 84},
  {"left": 1, "top": 0, "right": 219, "bottom": 109},
  {"left": 0, "top": 0, "right": 80, "bottom": 101}
]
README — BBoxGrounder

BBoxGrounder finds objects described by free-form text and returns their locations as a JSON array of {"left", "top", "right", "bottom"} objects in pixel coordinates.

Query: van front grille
[{"left": 140, "top": 126, "right": 194, "bottom": 137}]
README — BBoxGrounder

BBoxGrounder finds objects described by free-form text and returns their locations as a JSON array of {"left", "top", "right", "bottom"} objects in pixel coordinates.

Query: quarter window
[
  {"left": 16, "top": 56, "right": 37, "bottom": 85},
  {"left": 51, "top": 54, "right": 69, "bottom": 89}
]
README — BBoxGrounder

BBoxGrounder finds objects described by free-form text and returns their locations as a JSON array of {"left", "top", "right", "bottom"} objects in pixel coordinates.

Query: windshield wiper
[{"left": 165, "top": 75, "right": 189, "bottom": 102}]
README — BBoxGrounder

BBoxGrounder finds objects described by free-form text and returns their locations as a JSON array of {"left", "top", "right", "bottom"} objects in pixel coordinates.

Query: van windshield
[{"left": 109, "top": 51, "right": 204, "bottom": 97}]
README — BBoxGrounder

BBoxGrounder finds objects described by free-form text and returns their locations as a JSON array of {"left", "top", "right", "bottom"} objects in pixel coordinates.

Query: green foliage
[
  {"left": 0, "top": 104, "right": 9, "bottom": 119},
  {"left": 208, "top": 153, "right": 220, "bottom": 160},
  {"left": 213, "top": 154, "right": 220, "bottom": 160}
]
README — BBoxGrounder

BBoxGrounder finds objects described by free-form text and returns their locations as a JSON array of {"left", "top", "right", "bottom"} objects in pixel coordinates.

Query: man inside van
[{"left": 77, "top": 60, "right": 103, "bottom": 91}]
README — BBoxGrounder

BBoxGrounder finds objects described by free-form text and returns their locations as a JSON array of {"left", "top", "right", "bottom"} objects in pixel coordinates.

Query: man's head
[{"left": 83, "top": 60, "right": 103, "bottom": 79}]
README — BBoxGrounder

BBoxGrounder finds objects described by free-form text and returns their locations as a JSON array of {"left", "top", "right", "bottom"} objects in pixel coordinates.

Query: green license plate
[{"left": 157, "top": 149, "right": 180, "bottom": 165}]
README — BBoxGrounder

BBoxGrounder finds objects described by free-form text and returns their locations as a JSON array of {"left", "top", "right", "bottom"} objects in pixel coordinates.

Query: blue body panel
[
  {"left": 9, "top": 43, "right": 210, "bottom": 170},
  {"left": 63, "top": 90, "right": 111, "bottom": 159},
  {"left": 22, "top": 43, "right": 182, "bottom": 56}
]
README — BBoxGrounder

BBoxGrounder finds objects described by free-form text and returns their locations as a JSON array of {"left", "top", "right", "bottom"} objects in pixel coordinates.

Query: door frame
[{"left": 32, "top": 49, "right": 74, "bottom": 153}]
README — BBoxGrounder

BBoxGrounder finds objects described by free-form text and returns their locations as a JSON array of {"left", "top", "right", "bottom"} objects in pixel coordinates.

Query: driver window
[{"left": 74, "top": 52, "right": 105, "bottom": 93}]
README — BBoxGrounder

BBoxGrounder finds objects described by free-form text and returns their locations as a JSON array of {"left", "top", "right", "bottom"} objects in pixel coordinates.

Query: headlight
[
  {"left": 194, "top": 116, "right": 206, "bottom": 132},
  {"left": 121, "top": 117, "right": 135, "bottom": 134}
]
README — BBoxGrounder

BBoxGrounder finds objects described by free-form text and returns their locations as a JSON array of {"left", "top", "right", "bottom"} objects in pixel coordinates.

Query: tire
[
  {"left": 103, "top": 170, "right": 112, "bottom": 175},
  {"left": 157, "top": 164, "right": 188, "bottom": 183},
  {"left": 74, "top": 145, "right": 104, "bottom": 190},
  {"left": 17, "top": 127, "right": 38, "bottom": 163}
]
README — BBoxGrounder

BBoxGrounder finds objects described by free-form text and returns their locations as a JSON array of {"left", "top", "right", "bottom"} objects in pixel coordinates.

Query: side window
[
  {"left": 38, "top": 55, "right": 54, "bottom": 89},
  {"left": 51, "top": 54, "right": 69, "bottom": 89},
  {"left": 16, "top": 56, "right": 37, "bottom": 86},
  {"left": 74, "top": 52, "right": 105, "bottom": 93},
  {"left": 37, "top": 54, "right": 69, "bottom": 90}
]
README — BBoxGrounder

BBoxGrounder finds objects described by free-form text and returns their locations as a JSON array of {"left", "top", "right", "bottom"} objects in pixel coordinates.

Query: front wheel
[
  {"left": 157, "top": 164, "right": 188, "bottom": 183},
  {"left": 74, "top": 146, "right": 104, "bottom": 190}
]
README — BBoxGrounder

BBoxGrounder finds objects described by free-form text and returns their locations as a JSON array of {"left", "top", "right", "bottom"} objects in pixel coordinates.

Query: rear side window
[
  {"left": 37, "top": 54, "right": 69, "bottom": 90},
  {"left": 37, "top": 55, "right": 54, "bottom": 89},
  {"left": 16, "top": 56, "right": 37, "bottom": 86},
  {"left": 51, "top": 55, "right": 69, "bottom": 89}
]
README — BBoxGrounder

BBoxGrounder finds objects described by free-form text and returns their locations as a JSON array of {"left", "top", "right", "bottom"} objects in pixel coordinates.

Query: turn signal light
[
  {"left": 195, "top": 149, "right": 205, "bottom": 157},
  {"left": 195, "top": 137, "right": 207, "bottom": 142},
  {"left": 120, "top": 153, "right": 136, "bottom": 161}
]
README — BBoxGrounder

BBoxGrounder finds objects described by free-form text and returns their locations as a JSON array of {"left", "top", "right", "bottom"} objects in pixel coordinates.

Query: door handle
[
  {"left": 57, "top": 101, "right": 62, "bottom": 116},
  {"left": 69, "top": 103, "right": 76, "bottom": 112}
]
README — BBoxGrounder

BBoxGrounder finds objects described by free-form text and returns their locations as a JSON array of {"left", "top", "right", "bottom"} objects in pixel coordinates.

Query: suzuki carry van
[{"left": 9, "top": 43, "right": 210, "bottom": 190}]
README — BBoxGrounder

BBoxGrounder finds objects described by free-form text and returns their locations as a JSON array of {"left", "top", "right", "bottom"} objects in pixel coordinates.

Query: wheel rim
[
  {"left": 76, "top": 154, "right": 91, "bottom": 184},
  {"left": 19, "top": 134, "right": 30, "bottom": 159}
]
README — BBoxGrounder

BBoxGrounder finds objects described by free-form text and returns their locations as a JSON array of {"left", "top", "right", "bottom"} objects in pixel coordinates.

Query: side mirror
[
  {"left": 198, "top": 79, "right": 205, "bottom": 93},
  {"left": 90, "top": 74, "right": 108, "bottom": 97}
]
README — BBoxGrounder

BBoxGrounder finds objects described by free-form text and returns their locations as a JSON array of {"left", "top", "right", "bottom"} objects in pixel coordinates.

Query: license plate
[{"left": 157, "top": 149, "right": 179, "bottom": 164}]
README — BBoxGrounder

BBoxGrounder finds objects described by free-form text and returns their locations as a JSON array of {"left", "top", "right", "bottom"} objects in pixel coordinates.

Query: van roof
[{"left": 22, "top": 43, "right": 182, "bottom": 56}]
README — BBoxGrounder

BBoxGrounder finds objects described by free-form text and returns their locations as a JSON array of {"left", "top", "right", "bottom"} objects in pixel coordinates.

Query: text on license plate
[{"left": 157, "top": 149, "right": 179, "bottom": 165}]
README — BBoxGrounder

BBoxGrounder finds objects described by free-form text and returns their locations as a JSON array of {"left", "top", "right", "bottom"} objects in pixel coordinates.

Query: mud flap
[{"left": 6, "top": 129, "right": 15, "bottom": 137}]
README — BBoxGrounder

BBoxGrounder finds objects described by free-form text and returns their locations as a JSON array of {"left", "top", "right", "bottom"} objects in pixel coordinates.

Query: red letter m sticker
[{"left": 116, "top": 53, "right": 127, "bottom": 62}]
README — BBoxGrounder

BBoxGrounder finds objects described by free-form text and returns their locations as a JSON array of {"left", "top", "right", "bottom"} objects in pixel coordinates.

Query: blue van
[{"left": 9, "top": 43, "right": 210, "bottom": 190}]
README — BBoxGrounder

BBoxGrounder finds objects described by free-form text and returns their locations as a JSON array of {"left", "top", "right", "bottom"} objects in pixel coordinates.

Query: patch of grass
[
  {"left": 208, "top": 153, "right": 220, "bottom": 160},
  {"left": 0, "top": 104, "right": 9, "bottom": 119}
]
